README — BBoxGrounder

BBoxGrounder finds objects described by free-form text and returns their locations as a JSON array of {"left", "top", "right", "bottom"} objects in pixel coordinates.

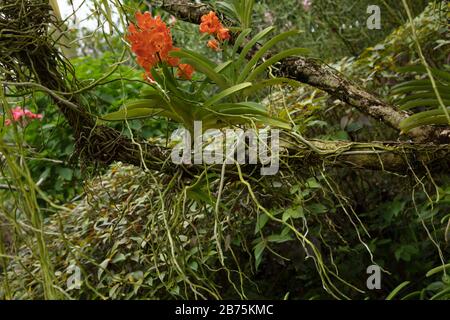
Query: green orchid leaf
[
  {"left": 238, "top": 30, "right": 303, "bottom": 83},
  {"left": 101, "top": 107, "right": 164, "bottom": 121},
  {"left": 204, "top": 82, "right": 252, "bottom": 107},
  {"left": 246, "top": 48, "right": 309, "bottom": 82},
  {"left": 231, "top": 28, "right": 252, "bottom": 57},
  {"left": 170, "top": 49, "right": 229, "bottom": 89},
  {"left": 399, "top": 107, "right": 450, "bottom": 132},
  {"left": 123, "top": 99, "right": 162, "bottom": 110},
  {"left": 236, "top": 26, "right": 275, "bottom": 72},
  {"left": 242, "top": 77, "right": 300, "bottom": 96}
]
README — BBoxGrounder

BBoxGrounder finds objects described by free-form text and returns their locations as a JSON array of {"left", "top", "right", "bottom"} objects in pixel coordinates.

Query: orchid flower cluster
[
  {"left": 199, "top": 11, "right": 231, "bottom": 51},
  {"left": 126, "top": 11, "right": 231, "bottom": 81},
  {"left": 126, "top": 12, "right": 194, "bottom": 81}
]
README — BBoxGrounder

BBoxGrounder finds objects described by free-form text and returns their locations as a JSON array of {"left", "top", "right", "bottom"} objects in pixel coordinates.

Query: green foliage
[
  {"left": 217, "top": 0, "right": 255, "bottom": 28},
  {"left": 391, "top": 65, "right": 450, "bottom": 132},
  {"left": 389, "top": 263, "right": 450, "bottom": 300},
  {"left": 2, "top": 164, "right": 256, "bottom": 299},
  {"left": 0, "top": 93, "right": 81, "bottom": 203},
  {"left": 0, "top": 51, "right": 166, "bottom": 203},
  {"left": 254, "top": 0, "right": 430, "bottom": 60}
]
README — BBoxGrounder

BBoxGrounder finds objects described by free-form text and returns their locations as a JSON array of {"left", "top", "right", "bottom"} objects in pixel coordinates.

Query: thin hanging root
[
  {"left": 148, "top": 170, "right": 222, "bottom": 299},
  {"left": 233, "top": 160, "right": 363, "bottom": 299},
  {"left": 319, "top": 171, "right": 384, "bottom": 273},
  {"left": 411, "top": 188, "right": 447, "bottom": 277}
]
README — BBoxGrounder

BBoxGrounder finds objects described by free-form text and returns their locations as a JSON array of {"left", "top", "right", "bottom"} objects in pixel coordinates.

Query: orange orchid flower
[
  {"left": 177, "top": 63, "right": 195, "bottom": 80},
  {"left": 127, "top": 12, "right": 175, "bottom": 71},
  {"left": 217, "top": 27, "right": 230, "bottom": 41},
  {"left": 127, "top": 12, "right": 194, "bottom": 81},
  {"left": 207, "top": 39, "right": 220, "bottom": 51},
  {"left": 200, "top": 11, "right": 231, "bottom": 51},
  {"left": 199, "top": 11, "right": 222, "bottom": 35}
]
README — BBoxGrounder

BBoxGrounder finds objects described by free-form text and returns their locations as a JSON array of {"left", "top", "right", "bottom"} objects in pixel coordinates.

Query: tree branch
[
  {"left": 282, "top": 138, "right": 450, "bottom": 174},
  {"left": 159, "top": 0, "right": 211, "bottom": 23},
  {"left": 1, "top": 0, "right": 448, "bottom": 178},
  {"left": 275, "top": 57, "right": 449, "bottom": 143},
  {"left": 158, "top": 0, "right": 233, "bottom": 25}
]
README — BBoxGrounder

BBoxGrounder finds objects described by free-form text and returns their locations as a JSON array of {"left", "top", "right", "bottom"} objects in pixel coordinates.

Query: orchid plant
[{"left": 101, "top": 1, "right": 308, "bottom": 133}]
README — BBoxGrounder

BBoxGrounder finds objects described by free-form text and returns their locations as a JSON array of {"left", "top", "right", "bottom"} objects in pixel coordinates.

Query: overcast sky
[{"left": 59, "top": 0, "right": 120, "bottom": 31}]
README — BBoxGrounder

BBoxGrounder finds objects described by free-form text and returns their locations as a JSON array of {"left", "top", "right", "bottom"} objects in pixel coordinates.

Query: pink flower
[
  {"left": 12, "top": 107, "right": 24, "bottom": 121},
  {"left": 4, "top": 106, "right": 43, "bottom": 126}
]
